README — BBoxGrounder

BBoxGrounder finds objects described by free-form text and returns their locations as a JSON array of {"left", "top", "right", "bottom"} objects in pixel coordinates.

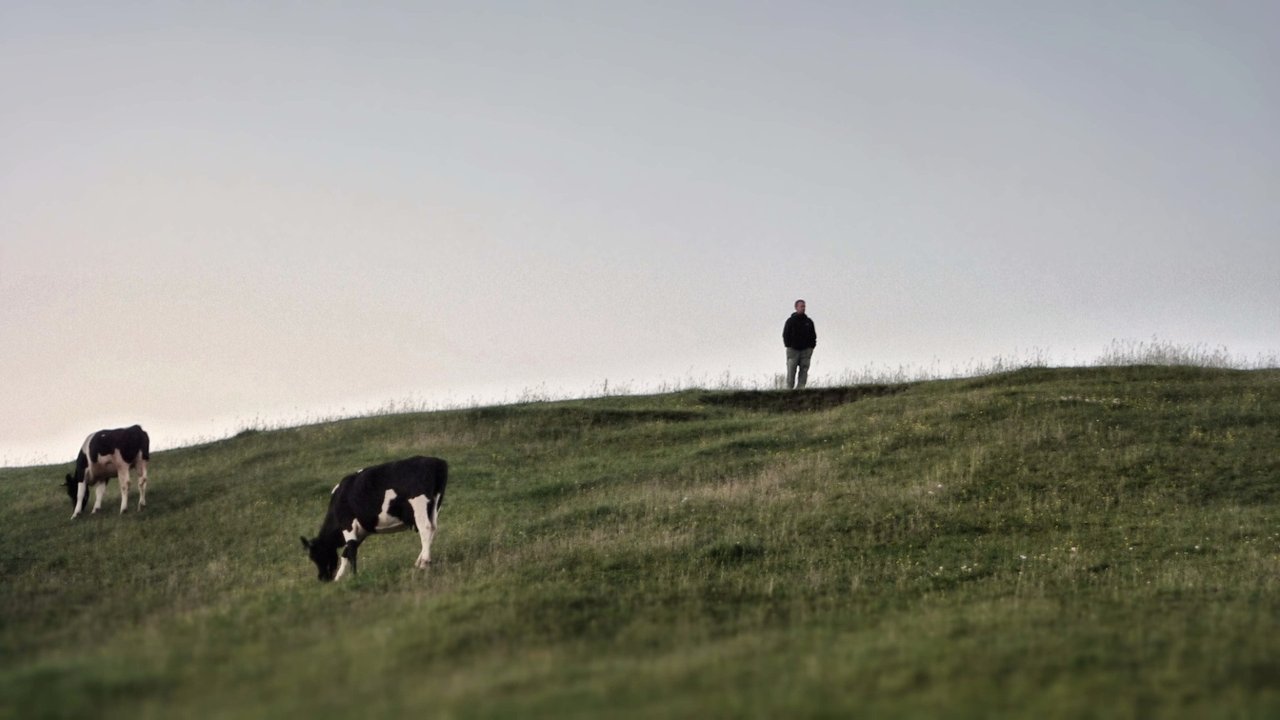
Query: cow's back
[
  {"left": 347, "top": 456, "right": 447, "bottom": 500},
  {"left": 87, "top": 425, "right": 150, "bottom": 465},
  {"left": 327, "top": 456, "right": 447, "bottom": 528}
]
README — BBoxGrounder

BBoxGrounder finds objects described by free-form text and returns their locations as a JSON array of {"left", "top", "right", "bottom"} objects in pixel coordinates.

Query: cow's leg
[
  {"left": 72, "top": 481, "right": 88, "bottom": 519},
  {"left": 335, "top": 540, "right": 363, "bottom": 580},
  {"left": 408, "top": 495, "right": 436, "bottom": 568},
  {"left": 334, "top": 522, "right": 367, "bottom": 581},
  {"left": 117, "top": 456, "right": 132, "bottom": 514},
  {"left": 89, "top": 466, "right": 109, "bottom": 514},
  {"left": 136, "top": 458, "right": 148, "bottom": 510}
]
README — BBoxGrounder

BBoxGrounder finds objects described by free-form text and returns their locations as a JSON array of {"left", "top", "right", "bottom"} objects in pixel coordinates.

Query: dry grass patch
[{"left": 679, "top": 454, "right": 836, "bottom": 506}]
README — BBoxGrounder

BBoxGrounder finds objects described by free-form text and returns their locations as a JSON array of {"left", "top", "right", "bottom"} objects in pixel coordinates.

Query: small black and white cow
[
  {"left": 300, "top": 456, "right": 448, "bottom": 582},
  {"left": 64, "top": 424, "right": 150, "bottom": 519}
]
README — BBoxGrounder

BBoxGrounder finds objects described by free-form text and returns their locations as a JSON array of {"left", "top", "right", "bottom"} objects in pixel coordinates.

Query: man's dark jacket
[{"left": 783, "top": 313, "right": 817, "bottom": 350}]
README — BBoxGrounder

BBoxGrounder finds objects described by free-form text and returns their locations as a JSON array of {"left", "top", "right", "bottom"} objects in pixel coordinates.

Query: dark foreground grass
[{"left": 1, "top": 366, "right": 1277, "bottom": 719}]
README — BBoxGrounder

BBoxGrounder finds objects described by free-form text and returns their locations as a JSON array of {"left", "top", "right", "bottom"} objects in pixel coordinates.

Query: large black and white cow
[
  {"left": 64, "top": 424, "right": 150, "bottom": 519},
  {"left": 300, "top": 456, "right": 448, "bottom": 582}
]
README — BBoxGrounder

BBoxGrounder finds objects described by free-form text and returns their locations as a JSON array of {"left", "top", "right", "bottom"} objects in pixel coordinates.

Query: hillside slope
[{"left": 1, "top": 366, "right": 1277, "bottom": 719}]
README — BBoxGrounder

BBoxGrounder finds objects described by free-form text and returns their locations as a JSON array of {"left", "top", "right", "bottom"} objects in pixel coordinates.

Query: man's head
[{"left": 794, "top": 299, "right": 806, "bottom": 314}]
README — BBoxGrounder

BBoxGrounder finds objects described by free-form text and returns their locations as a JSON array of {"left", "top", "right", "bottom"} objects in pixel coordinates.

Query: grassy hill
[{"left": 1, "top": 365, "right": 1277, "bottom": 719}]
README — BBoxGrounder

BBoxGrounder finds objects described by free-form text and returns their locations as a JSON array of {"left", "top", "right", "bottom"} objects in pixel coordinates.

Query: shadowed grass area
[{"left": 2, "top": 366, "right": 1278, "bottom": 718}]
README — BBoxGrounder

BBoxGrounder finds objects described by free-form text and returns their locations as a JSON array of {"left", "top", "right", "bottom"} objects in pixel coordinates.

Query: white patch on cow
[
  {"left": 375, "top": 489, "right": 406, "bottom": 532},
  {"left": 343, "top": 519, "right": 365, "bottom": 544},
  {"left": 331, "top": 483, "right": 341, "bottom": 495},
  {"left": 334, "top": 519, "right": 368, "bottom": 581}
]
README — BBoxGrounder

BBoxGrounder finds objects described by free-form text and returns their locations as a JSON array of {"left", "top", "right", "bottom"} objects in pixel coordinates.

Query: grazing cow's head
[
  {"left": 63, "top": 474, "right": 78, "bottom": 506},
  {"left": 300, "top": 537, "right": 339, "bottom": 582}
]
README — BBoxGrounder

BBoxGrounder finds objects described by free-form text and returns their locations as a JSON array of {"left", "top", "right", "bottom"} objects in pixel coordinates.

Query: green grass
[{"left": 2, "top": 365, "right": 1278, "bottom": 719}]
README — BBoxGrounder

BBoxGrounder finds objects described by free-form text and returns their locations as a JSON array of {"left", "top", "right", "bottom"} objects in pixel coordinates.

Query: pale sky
[{"left": 3, "top": 1, "right": 1277, "bottom": 466}]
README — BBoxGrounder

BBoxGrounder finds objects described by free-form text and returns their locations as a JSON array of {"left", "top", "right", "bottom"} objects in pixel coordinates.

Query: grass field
[{"left": 1, "top": 365, "right": 1277, "bottom": 718}]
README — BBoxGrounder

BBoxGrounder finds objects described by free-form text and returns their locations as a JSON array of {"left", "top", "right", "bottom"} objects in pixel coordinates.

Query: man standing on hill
[{"left": 783, "top": 299, "right": 817, "bottom": 390}]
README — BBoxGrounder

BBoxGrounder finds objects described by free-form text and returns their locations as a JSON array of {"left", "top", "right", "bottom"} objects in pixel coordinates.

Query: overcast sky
[{"left": 3, "top": 1, "right": 1277, "bottom": 466}]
